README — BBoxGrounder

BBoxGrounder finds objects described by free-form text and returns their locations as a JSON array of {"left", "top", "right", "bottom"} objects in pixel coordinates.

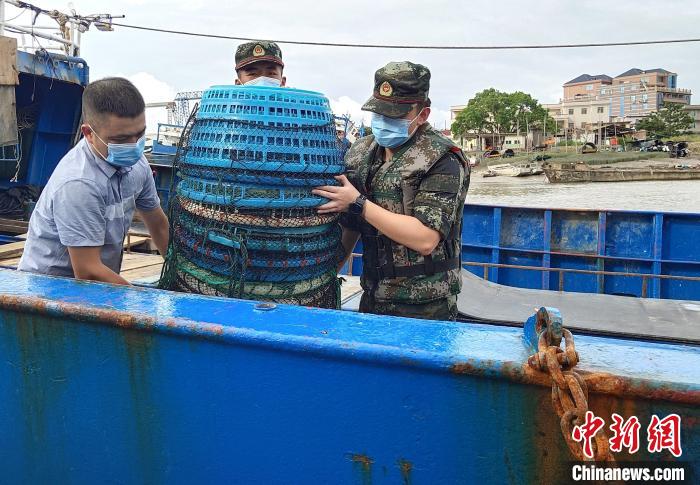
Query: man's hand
[{"left": 312, "top": 175, "right": 361, "bottom": 214}]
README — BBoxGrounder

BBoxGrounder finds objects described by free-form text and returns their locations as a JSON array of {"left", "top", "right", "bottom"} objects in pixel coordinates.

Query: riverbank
[
  {"left": 468, "top": 171, "right": 700, "bottom": 212},
  {"left": 474, "top": 150, "right": 669, "bottom": 167}
]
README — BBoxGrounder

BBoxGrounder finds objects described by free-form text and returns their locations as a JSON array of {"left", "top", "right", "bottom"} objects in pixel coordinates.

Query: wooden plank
[
  {"left": 0, "top": 37, "right": 19, "bottom": 147},
  {"left": 0, "top": 240, "right": 25, "bottom": 259},
  {"left": 0, "top": 256, "right": 21, "bottom": 267},
  {"left": 2, "top": 254, "right": 163, "bottom": 270},
  {"left": 2, "top": 255, "right": 164, "bottom": 285},
  {"left": 0, "top": 233, "right": 151, "bottom": 260},
  {"left": 120, "top": 264, "right": 164, "bottom": 283},
  {"left": 119, "top": 254, "right": 163, "bottom": 272},
  {"left": 0, "top": 86, "right": 18, "bottom": 146},
  {"left": 0, "top": 218, "right": 29, "bottom": 235},
  {"left": 0, "top": 37, "right": 19, "bottom": 85},
  {"left": 123, "top": 235, "right": 150, "bottom": 251},
  {"left": 2, "top": 254, "right": 163, "bottom": 275}
]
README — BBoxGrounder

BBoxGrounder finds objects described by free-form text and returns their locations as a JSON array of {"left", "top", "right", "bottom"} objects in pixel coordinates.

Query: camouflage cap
[
  {"left": 235, "top": 41, "right": 284, "bottom": 70},
  {"left": 361, "top": 61, "right": 430, "bottom": 118}
]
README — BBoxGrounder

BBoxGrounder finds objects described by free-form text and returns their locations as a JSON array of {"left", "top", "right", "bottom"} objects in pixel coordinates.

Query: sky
[{"left": 5, "top": 0, "right": 700, "bottom": 131}]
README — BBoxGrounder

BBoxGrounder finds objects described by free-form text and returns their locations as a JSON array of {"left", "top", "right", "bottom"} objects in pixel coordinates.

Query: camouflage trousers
[{"left": 359, "top": 292, "right": 458, "bottom": 321}]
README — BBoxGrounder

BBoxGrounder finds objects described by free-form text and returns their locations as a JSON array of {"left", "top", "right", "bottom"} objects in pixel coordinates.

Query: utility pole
[
  {"left": 525, "top": 114, "right": 529, "bottom": 154},
  {"left": 2, "top": 0, "right": 121, "bottom": 56}
]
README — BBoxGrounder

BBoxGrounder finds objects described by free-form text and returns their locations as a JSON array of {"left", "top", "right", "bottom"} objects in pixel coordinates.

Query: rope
[{"left": 108, "top": 21, "right": 700, "bottom": 51}]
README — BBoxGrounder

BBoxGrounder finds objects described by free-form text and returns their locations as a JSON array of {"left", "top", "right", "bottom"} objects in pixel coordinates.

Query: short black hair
[{"left": 82, "top": 77, "right": 145, "bottom": 125}]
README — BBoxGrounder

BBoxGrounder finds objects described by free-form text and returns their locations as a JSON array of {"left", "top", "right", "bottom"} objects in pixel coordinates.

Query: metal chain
[{"left": 528, "top": 326, "right": 616, "bottom": 462}]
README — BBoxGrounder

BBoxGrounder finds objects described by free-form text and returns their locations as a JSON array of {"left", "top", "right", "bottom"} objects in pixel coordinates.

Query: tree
[
  {"left": 636, "top": 103, "right": 693, "bottom": 138},
  {"left": 451, "top": 89, "right": 557, "bottom": 142}
]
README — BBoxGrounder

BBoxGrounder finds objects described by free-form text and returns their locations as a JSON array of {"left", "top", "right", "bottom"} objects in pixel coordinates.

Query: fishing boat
[
  {"left": 0, "top": 33, "right": 698, "bottom": 485},
  {"left": 342, "top": 203, "right": 700, "bottom": 301},
  {"left": 488, "top": 162, "right": 530, "bottom": 177},
  {"left": 488, "top": 162, "right": 542, "bottom": 177},
  {"left": 543, "top": 161, "right": 700, "bottom": 183}
]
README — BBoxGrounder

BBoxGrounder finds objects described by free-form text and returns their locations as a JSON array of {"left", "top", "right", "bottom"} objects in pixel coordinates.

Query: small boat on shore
[
  {"left": 486, "top": 162, "right": 542, "bottom": 177},
  {"left": 543, "top": 161, "right": 700, "bottom": 183}
]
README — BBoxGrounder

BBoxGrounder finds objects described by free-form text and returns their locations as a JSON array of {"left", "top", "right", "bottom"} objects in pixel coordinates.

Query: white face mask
[{"left": 244, "top": 76, "right": 282, "bottom": 88}]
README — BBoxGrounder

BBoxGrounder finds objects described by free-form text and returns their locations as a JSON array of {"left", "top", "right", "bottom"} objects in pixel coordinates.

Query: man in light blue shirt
[{"left": 18, "top": 77, "right": 169, "bottom": 284}]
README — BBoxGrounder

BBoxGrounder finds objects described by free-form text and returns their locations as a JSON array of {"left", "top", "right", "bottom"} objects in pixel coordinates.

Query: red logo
[
  {"left": 572, "top": 411, "right": 606, "bottom": 459},
  {"left": 570, "top": 412, "right": 683, "bottom": 459},
  {"left": 609, "top": 413, "right": 641, "bottom": 454},
  {"left": 647, "top": 414, "right": 682, "bottom": 457}
]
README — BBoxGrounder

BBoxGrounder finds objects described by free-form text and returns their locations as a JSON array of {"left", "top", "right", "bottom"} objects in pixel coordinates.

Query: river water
[{"left": 468, "top": 174, "right": 700, "bottom": 213}]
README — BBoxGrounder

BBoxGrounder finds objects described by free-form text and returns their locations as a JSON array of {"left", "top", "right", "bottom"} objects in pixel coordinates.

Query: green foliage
[
  {"left": 636, "top": 103, "right": 694, "bottom": 138},
  {"left": 451, "top": 89, "right": 557, "bottom": 137}
]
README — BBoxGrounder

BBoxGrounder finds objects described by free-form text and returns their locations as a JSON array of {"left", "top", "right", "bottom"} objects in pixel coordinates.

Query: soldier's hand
[{"left": 313, "top": 175, "right": 361, "bottom": 214}]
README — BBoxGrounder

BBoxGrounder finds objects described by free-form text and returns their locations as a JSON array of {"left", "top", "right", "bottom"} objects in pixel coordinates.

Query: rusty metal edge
[{"left": 1, "top": 294, "right": 698, "bottom": 406}]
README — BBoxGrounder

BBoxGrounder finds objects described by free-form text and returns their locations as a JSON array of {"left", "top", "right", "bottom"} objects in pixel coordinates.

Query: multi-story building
[
  {"left": 553, "top": 68, "right": 691, "bottom": 130},
  {"left": 449, "top": 69, "right": 692, "bottom": 147},
  {"left": 609, "top": 68, "right": 690, "bottom": 121}
]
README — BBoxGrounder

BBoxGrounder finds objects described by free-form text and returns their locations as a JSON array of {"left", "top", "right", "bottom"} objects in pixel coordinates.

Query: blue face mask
[
  {"left": 90, "top": 126, "right": 146, "bottom": 168},
  {"left": 370, "top": 112, "right": 421, "bottom": 148}
]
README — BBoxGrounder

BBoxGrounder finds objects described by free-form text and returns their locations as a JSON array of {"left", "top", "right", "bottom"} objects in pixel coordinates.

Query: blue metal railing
[{"left": 343, "top": 204, "right": 700, "bottom": 301}]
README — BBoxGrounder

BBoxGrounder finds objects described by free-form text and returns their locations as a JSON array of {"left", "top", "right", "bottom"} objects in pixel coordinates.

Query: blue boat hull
[
  {"left": 340, "top": 204, "right": 700, "bottom": 301},
  {"left": 0, "top": 269, "right": 697, "bottom": 484},
  {"left": 460, "top": 204, "right": 700, "bottom": 300}
]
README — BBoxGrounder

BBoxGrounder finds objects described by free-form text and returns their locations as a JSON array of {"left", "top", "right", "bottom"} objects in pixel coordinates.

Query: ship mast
[{"left": 0, "top": 0, "right": 122, "bottom": 57}]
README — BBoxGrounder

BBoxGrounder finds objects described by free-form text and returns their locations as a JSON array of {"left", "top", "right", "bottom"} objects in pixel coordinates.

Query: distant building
[
  {"left": 684, "top": 105, "right": 700, "bottom": 134},
  {"left": 452, "top": 68, "right": 693, "bottom": 143},
  {"left": 553, "top": 68, "right": 692, "bottom": 130},
  {"left": 449, "top": 104, "right": 548, "bottom": 151}
]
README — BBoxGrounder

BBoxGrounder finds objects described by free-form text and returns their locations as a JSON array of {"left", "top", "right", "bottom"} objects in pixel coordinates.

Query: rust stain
[
  {"left": 4, "top": 310, "right": 78, "bottom": 483},
  {"left": 529, "top": 387, "right": 570, "bottom": 484},
  {"left": 121, "top": 328, "right": 162, "bottom": 484},
  {"left": 397, "top": 458, "right": 412, "bottom": 485},
  {"left": 201, "top": 323, "right": 225, "bottom": 335},
  {"left": 450, "top": 360, "right": 700, "bottom": 406},
  {"left": 348, "top": 453, "right": 373, "bottom": 485},
  {"left": 0, "top": 294, "right": 232, "bottom": 344},
  {"left": 349, "top": 453, "right": 373, "bottom": 469},
  {"left": 580, "top": 370, "right": 700, "bottom": 405}
]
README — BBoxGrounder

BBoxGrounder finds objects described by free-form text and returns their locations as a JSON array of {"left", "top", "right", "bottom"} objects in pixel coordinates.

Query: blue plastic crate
[
  {"left": 183, "top": 86, "right": 345, "bottom": 174},
  {"left": 198, "top": 85, "right": 334, "bottom": 125}
]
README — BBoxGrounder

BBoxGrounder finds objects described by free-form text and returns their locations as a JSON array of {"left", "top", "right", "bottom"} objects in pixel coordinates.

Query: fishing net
[{"left": 159, "top": 85, "right": 345, "bottom": 309}]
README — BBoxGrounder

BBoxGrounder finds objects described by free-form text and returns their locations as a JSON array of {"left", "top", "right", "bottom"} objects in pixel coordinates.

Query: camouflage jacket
[{"left": 344, "top": 124, "right": 470, "bottom": 304}]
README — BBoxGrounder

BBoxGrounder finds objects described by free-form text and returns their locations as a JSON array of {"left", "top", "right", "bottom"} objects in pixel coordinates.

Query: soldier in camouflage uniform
[
  {"left": 313, "top": 62, "right": 470, "bottom": 321},
  {"left": 234, "top": 41, "right": 286, "bottom": 87}
]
